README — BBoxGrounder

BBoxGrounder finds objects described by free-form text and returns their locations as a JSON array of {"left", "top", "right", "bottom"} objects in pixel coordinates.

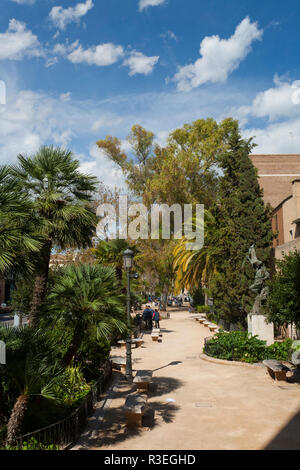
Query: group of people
[{"left": 142, "top": 305, "right": 160, "bottom": 330}]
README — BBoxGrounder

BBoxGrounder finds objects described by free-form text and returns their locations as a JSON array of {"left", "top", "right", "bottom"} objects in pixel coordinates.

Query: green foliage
[
  {"left": 267, "top": 250, "right": 300, "bottom": 329},
  {"left": 0, "top": 166, "right": 41, "bottom": 273},
  {"left": 48, "top": 263, "right": 127, "bottom": 365},
  {"left": 292, "top": 340, "right": 300, "bottom": 351},
  {"left": 97, "top": 119, "right": 239, "bottom": 208},
  {"left": 266, "top": 340, "right": 293, "bottom": 361},
  {"left": 197, "top": 305, "right": 210, "bottom": 313},
  {"left": 190, "top": 286, "right": 205, "bottom": 307},
  {"left": 205, "top": 331, "right": 292, "bottom": 363},
  {"left": 9, "top": 278, "right": 33, "bottom": 317},
  {"left": 2, "top": 437, "right": 59, "bottom": 450},
  {"left": 208, "top": 127, "right": 273, "bottom": 324},
  {"left": 53, "top": 363, "right": 90, "bottom": 406}
]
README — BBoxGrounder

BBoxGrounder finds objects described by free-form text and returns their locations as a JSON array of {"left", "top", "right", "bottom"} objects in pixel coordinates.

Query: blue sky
[{"left": 1, "top": 0, "right": 300, "bottom": 186}]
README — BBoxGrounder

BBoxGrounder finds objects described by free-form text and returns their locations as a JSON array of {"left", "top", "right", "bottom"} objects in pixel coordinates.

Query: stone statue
[{"left": 246, "top": 244, "right": 270, "bottom": 317}]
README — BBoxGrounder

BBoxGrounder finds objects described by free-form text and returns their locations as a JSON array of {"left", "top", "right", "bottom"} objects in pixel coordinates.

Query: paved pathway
[{"left": 74, "top": 308, "right": 300, "bottom": 450}]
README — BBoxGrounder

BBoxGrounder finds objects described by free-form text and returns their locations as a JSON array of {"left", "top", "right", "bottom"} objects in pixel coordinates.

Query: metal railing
[{"left": 3, "top": 360, "right": 112, "bottom": 450}]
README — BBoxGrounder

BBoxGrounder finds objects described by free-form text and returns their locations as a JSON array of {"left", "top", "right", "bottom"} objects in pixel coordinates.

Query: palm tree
[
  {"left": 48, "top": 263, "right": 127, "bottom": 366},
  {"left": 0, "top": 166, "right": 41, "bottom": 274},
  {"left": 92, "top": 239, "right": 132, "bottom": 283},
  {"left": 173, "top": 211, "right": 217, "bottom": 291},
  {"left": 0, "top": 326, "right": 63, "bottom": 446},
  {"left": 11, "top": 147, "right": 98, "bottom": 324}
]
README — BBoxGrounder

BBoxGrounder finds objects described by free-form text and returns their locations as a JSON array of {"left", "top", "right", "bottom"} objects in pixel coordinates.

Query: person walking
[
  {"left": 142, "top": 305, "right": 153, "bottom": 331},
  {"left": 147, "top": 306, "right": 153, "bottom": 331},
  {"left": 153, "top": 308, "right": 160, "bottom": 329}
]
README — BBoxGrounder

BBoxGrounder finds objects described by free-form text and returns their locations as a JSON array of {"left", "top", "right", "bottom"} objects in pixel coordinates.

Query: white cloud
[
  {"left": 231, "top": 76, "right": 300, "bottom": 153},
  {"left": 50, "top": 0, "right": 94, "bottom": 30},
  {"left": 53, "top": 40, "right": 79, "bottom": 56},
  {"left": 67, "top": 42, "right": 124, "bottom": 66},
  {"left": 174, "top": 17, "right": 263, "bottom": 92},
  {"left": 92, "top": 116, "right": 123, "bottom": 133},
  {"left": 60, "top": 92, "right": 72, "bottom": 102},
  {"left": 245, "top": 118, "right": 300, "bottom": 154},
  {"left": 139, "top": 0, "right": 166, "bottom": 11},
  {"left": 80, "top": 144, "right": 126, "bottom": 188},
  {"left": 2, "top": 71, "right": 300, "bottom": 189},
  {"left": 161, "top": 30, "right": 177, "bottom": 41},
  {"left": 0, "top": 19, "right": 42, "bottom": 61},
  {"left": 235, "top": 75, "right": 300, "bottom": 123},
  {"left": 123, "top": 51, "right": 159, "bottom": 76}
]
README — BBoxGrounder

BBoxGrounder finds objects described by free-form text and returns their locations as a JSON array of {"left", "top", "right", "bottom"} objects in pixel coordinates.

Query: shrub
[
  {"left": 265, "top": 339, "right": 292, "bottom": 361},
  {"left": 54, "top": 362, "right": 90, "bottom": 406},
  {"left": 190, "top": 287, "right": 205, "bottom": 307},
  {"left": 2, "top": 437, "right": 59, "bottom": 451},
  {"left": 197, "top": 305, "right": 210, "bottom": 313},
  {"left": 204, "top": 331, "right": 292, "bottom": 363}
]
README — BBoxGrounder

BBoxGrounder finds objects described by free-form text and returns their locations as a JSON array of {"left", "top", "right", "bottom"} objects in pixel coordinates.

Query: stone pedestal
[{"left": 248, "top": 314, "right": 274, "bottom": 346}]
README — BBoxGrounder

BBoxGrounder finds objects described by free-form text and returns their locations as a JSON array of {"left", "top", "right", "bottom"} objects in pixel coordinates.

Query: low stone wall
[{"left": 200, "top": 353, "right": 262, "bottom": 368}]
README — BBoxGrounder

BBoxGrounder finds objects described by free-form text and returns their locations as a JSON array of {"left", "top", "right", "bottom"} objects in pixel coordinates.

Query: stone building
[{"left": 250, "top": 154, "right": 300, "bottom": 259}]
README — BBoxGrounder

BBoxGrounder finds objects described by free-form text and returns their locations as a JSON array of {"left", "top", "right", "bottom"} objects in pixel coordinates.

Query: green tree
[
  {"left": 0, "top": 327, "right": 63, "bottom": 446},
  {"left": 267, "top": 250, "right": 300, "bottom": 329},
  {"left": 48, "top": 263, "right": 127, "bottom": 366},
  {"left": 97, "top": 125, "right": 155, "bottom": 198},
  {"left": 0, "top": 166, "right": 41, "bottom": 273},
  {"left": 96, "top": 118, "right": 237, "bottom": 208},
  {"left": 173, "top": 211, "right": 216, "bottom": 291},
  {"left": 11, "top": 147, "right": 98, "bottom": 324},
  {"left": 207, "top": 126, "right": 273, "bottom": 324},
  {"left": 92, "top": 239, "right": 132, "bottom": 283}
]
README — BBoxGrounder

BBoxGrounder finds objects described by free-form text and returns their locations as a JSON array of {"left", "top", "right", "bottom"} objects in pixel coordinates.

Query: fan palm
[
  {"left": 48, "top": 263, "right": 127, "bottom": 366},
  {"left": 0, "top": 166, "right": 41, "bottom": 274},
  {"left": 0, "top": 326, "right": 64, "bottom": 446},
  {"left": 92, "top": 239, "right": 133, "bottom": 283},
  {"left": 11, "top": 147, "right": 98, "bottom": 323}
]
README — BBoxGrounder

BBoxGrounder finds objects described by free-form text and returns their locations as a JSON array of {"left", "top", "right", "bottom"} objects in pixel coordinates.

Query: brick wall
[{"left": 250, "top": 154, "right": 300, "bottom": 208}]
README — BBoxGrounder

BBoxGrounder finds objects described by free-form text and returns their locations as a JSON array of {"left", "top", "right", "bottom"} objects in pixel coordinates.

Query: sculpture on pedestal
[{"left": 246, "top": 244, "right": 270, "bottom": 316}]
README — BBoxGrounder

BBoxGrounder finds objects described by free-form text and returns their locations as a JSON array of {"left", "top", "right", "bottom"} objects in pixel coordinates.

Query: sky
[{"left": 0, "top": 0, "right": 300, "bottom": 187}]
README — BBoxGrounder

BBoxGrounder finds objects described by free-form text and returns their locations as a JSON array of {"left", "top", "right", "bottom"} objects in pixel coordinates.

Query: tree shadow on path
[{"left": 78, "top": 375, "right": 183, "bottom": 449}]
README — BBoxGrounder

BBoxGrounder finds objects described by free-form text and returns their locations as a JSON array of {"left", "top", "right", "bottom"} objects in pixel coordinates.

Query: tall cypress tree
[{"left": 208, "top": 126, "right": 273, "bottom": 325}]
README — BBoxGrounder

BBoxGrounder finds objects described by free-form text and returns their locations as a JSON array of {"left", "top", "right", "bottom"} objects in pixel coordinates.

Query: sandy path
[{"left": 74, "top": 308, "right": 300, "bottom": 450}]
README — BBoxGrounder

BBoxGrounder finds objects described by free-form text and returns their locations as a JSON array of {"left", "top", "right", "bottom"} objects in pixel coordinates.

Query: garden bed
[{"left": 203, "top": 331, "right": 292, "bottom": 364}]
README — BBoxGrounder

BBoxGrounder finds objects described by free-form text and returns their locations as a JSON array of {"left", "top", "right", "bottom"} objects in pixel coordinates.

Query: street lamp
[{"left": 123, "top": 249, "right": 134, "bottom": 381}]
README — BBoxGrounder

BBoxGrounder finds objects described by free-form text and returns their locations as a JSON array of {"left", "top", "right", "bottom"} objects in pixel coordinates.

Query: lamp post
[{"left": 123, "top": 249, "right": 134, "bottom": 382}]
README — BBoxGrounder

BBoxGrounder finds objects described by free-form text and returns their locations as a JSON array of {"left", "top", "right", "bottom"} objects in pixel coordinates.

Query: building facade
[{"left": 250, "top": 154, "right": 300, "bottom": 259}]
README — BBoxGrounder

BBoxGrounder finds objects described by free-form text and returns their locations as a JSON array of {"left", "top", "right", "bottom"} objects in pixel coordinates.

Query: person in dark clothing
[
  {"left": 153, "top": 309, "right": 160, "bottom": 328},
  {"left": 142, "top": 305, "right": 153, "bottom": 330},
  {"left": 148, "top": 307, "right": 153, "bottom": 330}
]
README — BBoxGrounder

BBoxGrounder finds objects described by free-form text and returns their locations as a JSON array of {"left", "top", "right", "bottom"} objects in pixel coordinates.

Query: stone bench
[
  {"left": 124, "top": 393, "right": 147, "bottom": 427},
  {"left": 110, "top": 356, "right": 126, "bottom": 372},
  {"left": 131, "top": 338, "right": 144, "bottom": 348},
  {"left": 263, "top": 360, "right": 290, "bottom": 382},
  {"left": 118, "top": 339, "right": 144, "bottom": 349},
  {"left": 151, "top": 333, "right": 159, "bottom": 341},
  {"left": 208, "top": 324, "right": 219, "bottom": 332},
  {"left": 133, "top": 370, "right": 153, "bottom": 392},
  {"left": 152, "top": 328, "right": 162, "bottom": 336},
  {"left": 203, "top": 321, "right": 211, "bottom": 327}
]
